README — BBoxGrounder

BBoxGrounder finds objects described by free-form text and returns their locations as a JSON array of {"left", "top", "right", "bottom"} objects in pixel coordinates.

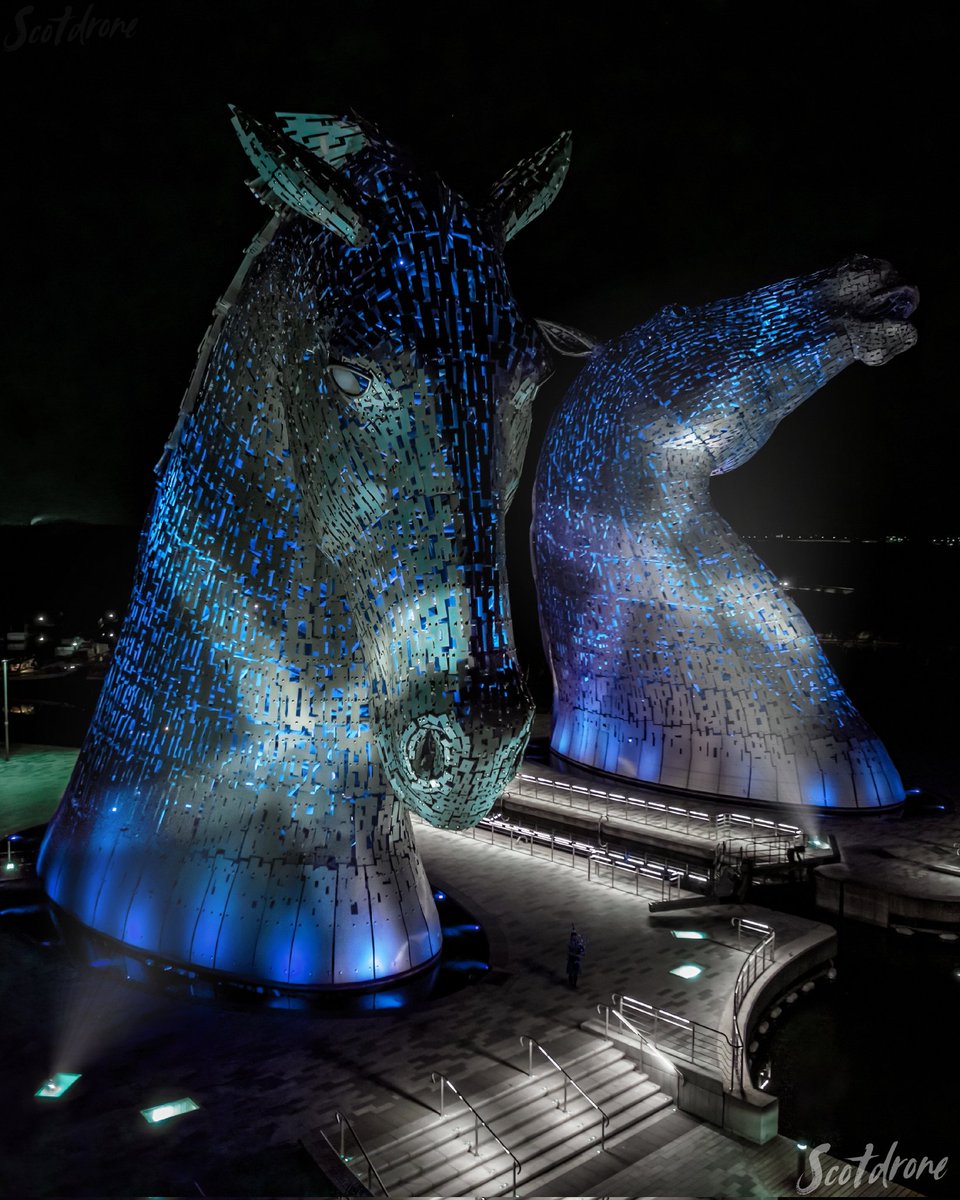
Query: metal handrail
[
  {"left": 610, "top": 992, "right": 741, "bottom": 1090},
  {"left": 510, "top": 773, "right": 804, "bottom": 844},
  {"left": 587, "top": 852, "right": 683, "bottom": 900},
  {"left": 447, "top": 810, "right": 711, "bottom": 888},
  {"left": 519, "top": 1036, "right": 609, "bottom": 1149},
  {"left": 597, "top": 1003, "right": 681, "bottom": 1076},
  {"left": 730, "top": 922, "right": 776, "bottom": 1091},
  {"left": 335, "top": 1111, "right": 390, "bottom": 1197},
  {"left": 430, "top": 1073, "right": 521, "bottom": 1195}
]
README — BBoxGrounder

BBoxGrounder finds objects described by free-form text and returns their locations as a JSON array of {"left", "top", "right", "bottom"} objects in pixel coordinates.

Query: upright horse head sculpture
[
  {"left": 534, "top": 257, "right": 918, "bottom": 809},
  {"left": 39, "top": 111, "right": 569, "bottom": 986}
]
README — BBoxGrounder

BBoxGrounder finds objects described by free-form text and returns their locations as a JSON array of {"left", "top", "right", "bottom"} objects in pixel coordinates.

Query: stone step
[
  {"left": 355, "top": 1028, "right": 615, "bottom": 1160},
  {"left": 298, "top": 1133, "right": 375, "bottom": 1197},
  {"left": 516, "top": 1091, "right": 677, "bottom": 1197},
  {"left": 386, "top": 1081, "right": 672, "bottom": 1196},
  {"left": 371, "top": 1047, "right": 629, "bottom": 1177},
  {"left": 377, "top": 1056, "right": 663, "bottom": 1195}
]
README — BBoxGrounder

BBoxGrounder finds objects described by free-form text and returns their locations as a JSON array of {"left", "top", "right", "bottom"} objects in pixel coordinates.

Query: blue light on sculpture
[
  {"left": 533, "top": 257, "right": 918, "bottom": 809},
  {"left": 38, "top": 110, "right": 571, "bottom": 987}
]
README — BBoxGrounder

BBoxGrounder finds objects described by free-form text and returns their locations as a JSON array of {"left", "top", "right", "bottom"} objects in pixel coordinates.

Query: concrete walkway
[{"left": 0, "top": 751, "right": 927, "bottom": 1196}]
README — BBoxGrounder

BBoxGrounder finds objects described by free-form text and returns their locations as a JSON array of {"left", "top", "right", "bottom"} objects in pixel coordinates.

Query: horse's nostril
[
  {"left": 409, "top": 728, "right": 444, "bottom": 781},
  {"left": 877, "top": 284, "right": 919, "bottom": 321},
  {"left": 397, "top": 717, "right": 458, "bottom": 788}
]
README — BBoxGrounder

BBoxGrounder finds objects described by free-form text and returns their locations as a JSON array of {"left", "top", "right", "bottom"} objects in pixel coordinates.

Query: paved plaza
[{"left": 0, "top": 748, "right": 930, "bottom": 1196}]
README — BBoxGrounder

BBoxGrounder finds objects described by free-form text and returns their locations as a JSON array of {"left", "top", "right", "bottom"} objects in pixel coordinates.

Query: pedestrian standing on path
[{"left": 566, "top": 924, "right": 586, "bottom": 988}]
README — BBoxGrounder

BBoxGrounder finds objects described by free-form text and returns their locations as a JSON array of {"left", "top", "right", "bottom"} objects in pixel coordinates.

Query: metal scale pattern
[
  {"left": 533, "top": 257, "right": 918, "bottom": 808},
  {"left": 39, "top": 110, "right": 570, "bottom": 986}
]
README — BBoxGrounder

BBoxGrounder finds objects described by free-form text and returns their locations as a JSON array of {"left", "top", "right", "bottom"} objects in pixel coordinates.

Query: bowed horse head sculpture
[
  {"left": 230, "top": 108, "right": 572, "bottom": 824},
  {"left": 39, "top": 111, "right": 571, "bottom": 987},
  {"left": 535, "top": 255, "right": 918, "bottom": 809}
]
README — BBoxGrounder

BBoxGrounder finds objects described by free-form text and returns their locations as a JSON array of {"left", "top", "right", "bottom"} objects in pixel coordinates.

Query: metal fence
[
  {"left": 416, "top": 810, "right": 706, "bottom": 897},
  {"left": 509, "top": 773, "right": 803, "bottom": 865},
  {"left": 607, "top": 993, "right": 741, "bottom": 1090}
]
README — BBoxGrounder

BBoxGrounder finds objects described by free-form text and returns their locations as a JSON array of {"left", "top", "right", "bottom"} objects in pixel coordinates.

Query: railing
[
  {"left": 716, "top": 811, "right": 802, "bottom": 843},
  {"left": 335, "top": 1111, "right": 390, "bottom": 1197},
  {"left": 510, "top": 774, "right": 713, "bottom": 837},
  {"left": 588, "top": 852, "right": 683, "bottom": 901},
  {"left": 608, "top": 993, "right": 742, "bottom": 1092},
  {"left": 597, "top": 1003, "right": 680, "bottom": 1079},
  {"left": 430, "top": 1073, "right": 521, "bottom": 1195},
  {"left": 730, "top": 920, "right": 776, "bottom": 1090},
  {"left": 509, "top": 773, "right": 803, "bottom": 857},
  {"left": 519, "top": 1036, "right": 609, "bottom": 1149},
  {"left": 422, "top": 809, "right": 709, "bottom": 892}
]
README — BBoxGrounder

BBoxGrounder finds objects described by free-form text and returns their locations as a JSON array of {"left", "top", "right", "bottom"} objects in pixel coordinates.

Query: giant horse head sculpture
[
  {"left": 534, "top": 257, "right": 917, "bottom": 808},
  {"left": 39, "top": 111, "right": 570, "bottom": 986}
]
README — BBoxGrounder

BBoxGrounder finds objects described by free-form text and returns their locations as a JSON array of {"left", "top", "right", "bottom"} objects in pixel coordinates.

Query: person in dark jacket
[{"left": 566, "top": 925, "right": 586, "bottom": 987}]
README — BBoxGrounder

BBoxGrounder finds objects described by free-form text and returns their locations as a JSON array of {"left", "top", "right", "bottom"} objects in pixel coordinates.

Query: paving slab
[{"left": 0, "top": 754, "right": 845, "bottom": 1197}]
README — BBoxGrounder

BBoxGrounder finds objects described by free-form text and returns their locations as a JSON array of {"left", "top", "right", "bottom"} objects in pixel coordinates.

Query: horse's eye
[{"left": 329, "top": 364, "right": 371, "bottom": 397}]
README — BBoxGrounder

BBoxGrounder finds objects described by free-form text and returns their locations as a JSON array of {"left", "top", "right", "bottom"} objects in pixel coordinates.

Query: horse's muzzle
[{"left": 376, "top": 666, "right": 534, "bottom": 828}]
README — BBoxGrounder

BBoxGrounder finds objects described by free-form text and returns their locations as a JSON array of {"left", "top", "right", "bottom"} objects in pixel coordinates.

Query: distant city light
[
  {"left": 141, "top": 1097, "right": 199, "bottom": 1124},
  {"left": 35, "top": 1073, "right": 81, "bottom": 1099}
]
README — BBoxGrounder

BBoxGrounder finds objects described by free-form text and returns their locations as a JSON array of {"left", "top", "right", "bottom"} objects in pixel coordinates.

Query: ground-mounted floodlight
[
  {"left": 140, "top": 1098, "right": 199, "bottom": 1124},
  {"left": 670, "top": 964, "right": 703, "bottom": 980},
  {"left": 35, "top": 1073, "right": 81, "bottom": 1099},
  {"left": 670, "top": 930, "right": 707, "bottom": 940}
]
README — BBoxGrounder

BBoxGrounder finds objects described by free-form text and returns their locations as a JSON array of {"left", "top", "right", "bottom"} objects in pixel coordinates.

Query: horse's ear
[
  {"left": 484, "top": 131, "right": 572, "bottom": 242},
  {"left": 536, "top": 318, "right": 598, "bottom": 358},
  {"left": 230, "top": 106, "right": 371, "bottom": 245},
  {"left": 275, "top": 112, "right": 367, "bottom": 166}
]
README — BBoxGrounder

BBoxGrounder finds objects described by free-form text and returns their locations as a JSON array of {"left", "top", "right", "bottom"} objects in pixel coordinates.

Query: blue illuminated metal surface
[
  {"left": 533, "top": 258, "right": 918, "bottom": 809},
  {"left": 38, "top": 110, "right": 571, "bottom": 987}
]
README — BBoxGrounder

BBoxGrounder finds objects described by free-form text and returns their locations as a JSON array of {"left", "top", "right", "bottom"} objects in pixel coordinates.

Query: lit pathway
[{"left": 0, "top": 764, "right": 847, "bottom": 1198}]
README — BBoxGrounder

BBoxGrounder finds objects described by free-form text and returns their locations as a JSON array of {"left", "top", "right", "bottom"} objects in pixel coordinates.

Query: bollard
[{"left": 797, "top": 1141, "right": 810, "bottom": 1187}]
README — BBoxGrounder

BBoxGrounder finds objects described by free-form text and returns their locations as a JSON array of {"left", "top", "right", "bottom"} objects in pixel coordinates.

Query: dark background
[{"left": 1, "top": 0, "right": 954, "bottom": 728}]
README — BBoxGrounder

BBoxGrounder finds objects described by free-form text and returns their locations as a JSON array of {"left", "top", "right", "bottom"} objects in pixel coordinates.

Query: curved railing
[
  {"left": 730, "top": 919, "right": 776, "bottom": 1090},
  {"left": 334, "top": 1111, "right": 390, "bottom": 1197},
  {"left": 430, "top": 1073, "right": 521, "bottom": 1195},
  {"left": 607, "top": 992, "right": 741, "bottom": 1091},
  {"left": 519, "top": 1035, "right": 609, "bottom": 1149},
  {"left": 596, "top": 1003, "right": 681, "bottom": 1079}
]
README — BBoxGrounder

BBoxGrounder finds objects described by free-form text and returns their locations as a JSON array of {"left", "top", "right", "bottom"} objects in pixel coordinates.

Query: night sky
[{"left": 2, "top": 3, "right": 953, "bottom": 575}]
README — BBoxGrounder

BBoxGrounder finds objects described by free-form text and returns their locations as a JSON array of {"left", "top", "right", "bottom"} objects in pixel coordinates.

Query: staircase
[{"left": 321, "top": 1028, "right": 673, "bottom": 1197}]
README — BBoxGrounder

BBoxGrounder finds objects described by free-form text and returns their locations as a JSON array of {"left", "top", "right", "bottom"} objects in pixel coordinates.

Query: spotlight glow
[
  {"left": 670, "top": 964, "right": 703, "bottom": 980},
  {"left": 35, "top": 1073, "right": 81, "bottom": 1099},
  {"left": 141, "top": 1097, "right": 199, "bottom": 1124},
  {"left": 670, "top": 930, "right": 707, "bottom": 940}
]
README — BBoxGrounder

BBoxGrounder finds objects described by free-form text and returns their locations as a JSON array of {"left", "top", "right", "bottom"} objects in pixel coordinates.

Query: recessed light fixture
[
  {"left": 141, "top": 1098, "right": 199, "bottom": 1124},
  {"left": 670, "top": 964, "right": 703, "bottom": 980},
  {"left": 35, "top": 1073, "right": 81, "bottom": 1099},
  {"left": 670, "top": 930, "right": 707, "bottom": 940}
]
